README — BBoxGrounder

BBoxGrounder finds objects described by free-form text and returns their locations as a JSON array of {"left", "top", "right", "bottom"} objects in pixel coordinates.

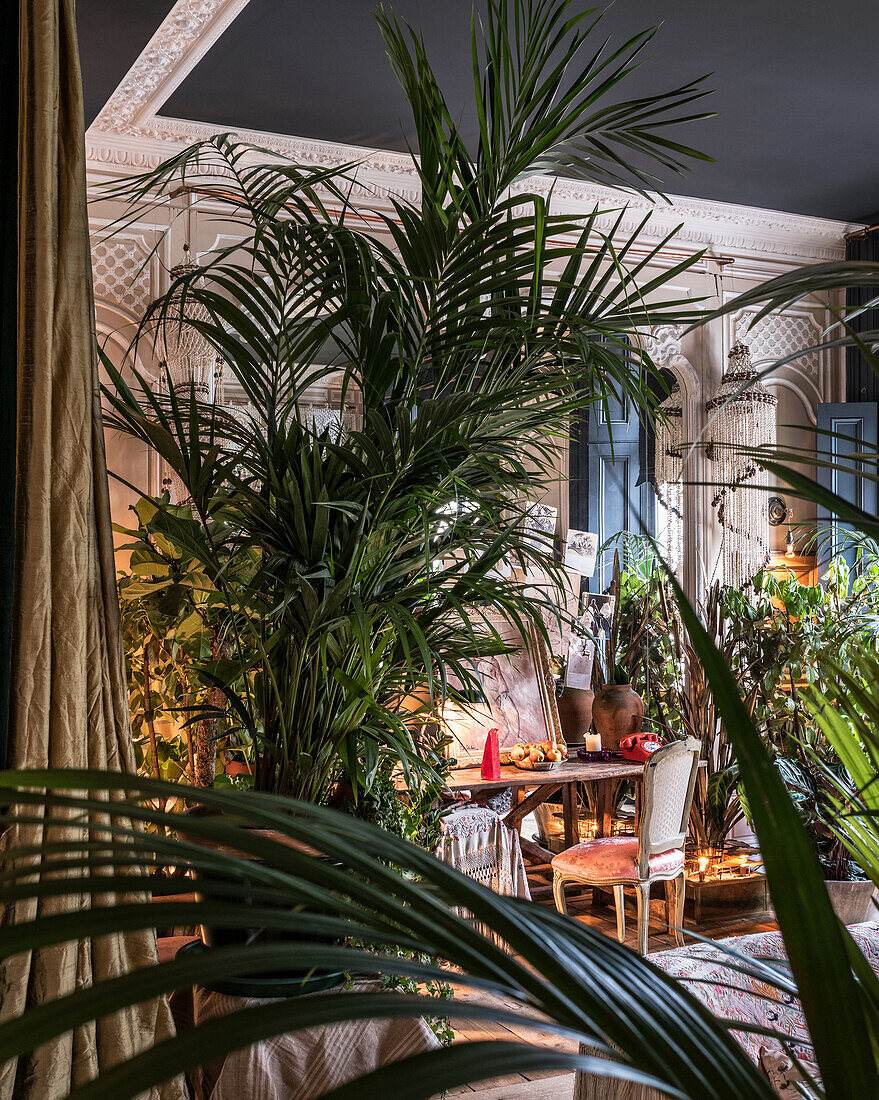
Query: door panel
[{"left": 816, "top": 402, "right": 878, "bottom": 570}]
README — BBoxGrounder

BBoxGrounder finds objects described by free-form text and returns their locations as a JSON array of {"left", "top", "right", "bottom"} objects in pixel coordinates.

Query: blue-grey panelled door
[{"left": 816, "top": 402, "right": 878, "bottom": 570}]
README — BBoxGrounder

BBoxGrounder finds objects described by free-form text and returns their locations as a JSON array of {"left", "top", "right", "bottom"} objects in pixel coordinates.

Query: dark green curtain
[
  {"left": 845, "top": 224, "right": 879, "bottom": 402},
  {"left": 0, "top": 0, "right": 16, "bottom": 770}
]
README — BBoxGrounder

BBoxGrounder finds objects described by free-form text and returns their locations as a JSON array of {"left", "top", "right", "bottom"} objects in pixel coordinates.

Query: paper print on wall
[
  {"left": 522, "top": 501, "right": 557, "bottom": 548},
  {"left": 563, "top": 529, "right": 599, "bottom": 577},
  {"left": 565, "top": 593, "right": 615, "bottom": 689}
]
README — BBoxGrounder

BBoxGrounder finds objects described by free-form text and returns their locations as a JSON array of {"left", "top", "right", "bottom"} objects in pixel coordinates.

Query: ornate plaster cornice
[
  {"left": 90, "top": 0, "right": 252, "bottom": 134},
  {"left": 86, "top": 0, "right": 859, "bottom": 265}
]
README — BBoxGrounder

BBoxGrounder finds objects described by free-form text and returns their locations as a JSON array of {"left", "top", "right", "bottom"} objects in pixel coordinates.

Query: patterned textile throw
[
  {"left": 575, "top": 922, "right": 879, "bottom": 1100},
  {"left": 651, "top": 922, "right": 879, "bottom": 1097},
  {"left": 435, "top": 805, "right": 531, "bottom": 904},
  {"left": 191, "top": 980, "right": 439, "bottom": 1100}
]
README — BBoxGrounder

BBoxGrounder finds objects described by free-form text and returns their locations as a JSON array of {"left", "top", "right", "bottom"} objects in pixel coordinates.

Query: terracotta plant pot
[
  {"left": 592, "top": 684, "right": 644, "bottom": 751},
  {"left": 825, "top": 879, "right": 878, "bottom": 925},
  {"left": 556, "top": 687, "right": 594, "bottom": 745}
]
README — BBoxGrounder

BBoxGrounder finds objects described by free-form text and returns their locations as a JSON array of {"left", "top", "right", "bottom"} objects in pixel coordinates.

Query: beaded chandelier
[
  {"left": 705, "top": 342, "right": 777, "bottom": 588},
  {"left": 149, "top": 254, "right": 224, "bottom": 503},
  {"left": 654, "top": 381, "right": 684, "bottom": 575},
  {"left": 153, "top": 257, "right": 223, "bottom": 404}
]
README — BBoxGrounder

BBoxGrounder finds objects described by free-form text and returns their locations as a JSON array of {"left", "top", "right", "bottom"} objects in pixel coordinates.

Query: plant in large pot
[
  {"left": 104, "top": 0, "right": 710, "bottom": 817},
  {"left": 799, "top": 649, "right": 879, "bottom": 925}
]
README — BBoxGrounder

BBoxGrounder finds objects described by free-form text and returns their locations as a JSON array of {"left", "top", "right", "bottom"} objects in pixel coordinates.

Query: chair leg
[
  {"left": 612, "top": 885, "right": 625, "bottom": 944},
  {"left": 672, "top": 873, "right": 686, "bottom": 947},
  {"left": 635, "top": 882, "right": 650, "bottom": 956},
  {"left": 553, "top": 873, "right": 568, "bottom": 915},
  {"left": 663, "top": 879, "right": 674, "bottom": 933}
]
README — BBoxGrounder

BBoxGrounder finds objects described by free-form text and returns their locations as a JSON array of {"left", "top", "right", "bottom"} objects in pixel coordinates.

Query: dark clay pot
[
  {"left": 181, "top": 807, "right": 344, "bottom": 987},
  {"left": 556, "top": 688, "right": 594, "bottom": 745},
  {"left": 592, "top": 684, "right": 645, "bottom": 751}
]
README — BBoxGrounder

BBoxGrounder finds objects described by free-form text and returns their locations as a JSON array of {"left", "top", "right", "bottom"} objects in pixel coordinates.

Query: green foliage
[
  {"left": 723, "top": 557, "right": 879, "bottom": 753},
  {"left": 602, "top": 539, "right": 742, "bottom": 850},
  {"left": 0, "top": 771, "right": 784, "bottom": 1100},
  {"left": 102, "top": 0, "right": 708, "bottom": 805},
  {"left": 346, "top": 944, "right": 455, "bottom": 1047},
  {"left": 806, "top": 646, "right": 879, "bottom": 884},
  {"left": 116, "top": 495, "right": 257, "bottom": 794}
]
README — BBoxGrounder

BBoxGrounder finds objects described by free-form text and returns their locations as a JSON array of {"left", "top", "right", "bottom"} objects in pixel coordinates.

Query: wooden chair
[{"left": 551, "top": 738, "right": 701, "bottom": 955}]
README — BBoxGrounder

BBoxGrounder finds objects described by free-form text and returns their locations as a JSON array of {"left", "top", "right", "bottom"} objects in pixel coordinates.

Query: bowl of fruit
[{"left": 509, "top": 740, "right": 565, "bottom": 770}]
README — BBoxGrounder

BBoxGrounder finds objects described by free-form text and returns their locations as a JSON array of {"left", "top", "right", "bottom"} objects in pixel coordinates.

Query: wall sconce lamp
[{"left": 768, "top": 496, "right": 795, "bottom": 558}]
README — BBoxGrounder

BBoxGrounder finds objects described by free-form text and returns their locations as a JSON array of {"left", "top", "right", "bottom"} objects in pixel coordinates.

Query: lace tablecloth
[{"left": 435, "top": 804, "right": 531, "bottom": 902}]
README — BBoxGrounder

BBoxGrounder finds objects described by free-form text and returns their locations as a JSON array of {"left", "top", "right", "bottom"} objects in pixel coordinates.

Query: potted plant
[
  {"left": 771, "top": 748, "right": 876, "bottom": 924},
  {"left": 103, "top": 0, "right": 707, "bottom": 819}
]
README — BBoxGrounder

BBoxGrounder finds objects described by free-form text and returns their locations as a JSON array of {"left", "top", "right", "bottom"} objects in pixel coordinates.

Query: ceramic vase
[
  {"left": 555, "top": 687, "right": 594, "bottom": 745},
  {"left": 592, "top": 684, "right": 644, "bottom": 751}
]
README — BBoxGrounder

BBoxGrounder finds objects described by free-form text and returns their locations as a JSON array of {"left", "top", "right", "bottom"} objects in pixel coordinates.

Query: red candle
[{"left": 481, "top": 727, "right": 501, "bottom": 781}]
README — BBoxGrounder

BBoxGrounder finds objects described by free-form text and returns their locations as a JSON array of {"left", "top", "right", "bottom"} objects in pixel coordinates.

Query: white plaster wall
[{"left": 86, "top": 135, "right": 854, "bottom": 592}]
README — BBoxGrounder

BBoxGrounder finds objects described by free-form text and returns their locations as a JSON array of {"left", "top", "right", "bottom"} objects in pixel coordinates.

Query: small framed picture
[{"left": 564, "top": 529, "right": 599, "bottom": 577}]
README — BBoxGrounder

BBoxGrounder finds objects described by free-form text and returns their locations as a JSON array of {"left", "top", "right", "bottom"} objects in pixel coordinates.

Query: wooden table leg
[
  {"left": 561, "top": 782, "right": 577, "bottom": 849},
  {"left": 504, "top": 783, "right": 562, "bottom": 831},
  {"left": 596, "top": 780, "right": 612, "bottom": 838},
  {"left": 503, "top": 783, "right": 562, "bottom": 867}
]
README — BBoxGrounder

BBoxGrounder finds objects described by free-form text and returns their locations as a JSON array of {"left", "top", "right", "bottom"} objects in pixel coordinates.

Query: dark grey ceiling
[
  {"left": 77, "top": 0, "right": 175, "bottom": 127},
  {"left": 79, "top": 0, "right": 879, "bottom": 221}
]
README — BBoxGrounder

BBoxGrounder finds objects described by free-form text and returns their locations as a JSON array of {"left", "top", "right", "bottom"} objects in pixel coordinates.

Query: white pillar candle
[{"left": 584, "top": 732, "right": 601, "bottom": 752}]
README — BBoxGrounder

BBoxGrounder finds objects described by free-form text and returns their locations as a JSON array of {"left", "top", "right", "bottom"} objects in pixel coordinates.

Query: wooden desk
[{"left": 446, "top": 759, "right": 645, "bottom": 864}]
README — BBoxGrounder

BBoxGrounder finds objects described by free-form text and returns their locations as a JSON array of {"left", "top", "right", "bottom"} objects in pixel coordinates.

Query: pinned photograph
[
  {"left": 564, "top": 529, "right": 599, "bottom": 577},
  {"left": 522, "top": 501, "right": 557, "bottom": 548},
  {"left": 566, "top": 593, "right": 615, "bottom": 689},
  {"left": 565, "top": 630, "right": 595, "bottom": 690}
]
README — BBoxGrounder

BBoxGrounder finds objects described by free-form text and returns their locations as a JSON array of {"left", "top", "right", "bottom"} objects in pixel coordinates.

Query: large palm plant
[
  {"left": 102, "top": 0, "right": 711, "bottom": 801},
  {"left": 6, "top": 4, "right": 879, "bottom": 1099}
]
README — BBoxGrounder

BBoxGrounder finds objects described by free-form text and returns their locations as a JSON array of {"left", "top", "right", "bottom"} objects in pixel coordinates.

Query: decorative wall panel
[{"left": 91, "top": 237, "right": 152, "bottom": 315}]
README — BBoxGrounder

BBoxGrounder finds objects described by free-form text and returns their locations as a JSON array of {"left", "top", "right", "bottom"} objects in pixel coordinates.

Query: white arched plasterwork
[
  {"left": 762, "top": 377, "right": 819, "bottom": 426},
  {"left": 641, "top": 323, "right": 707, "bottom": 599},
  {"left": 95, "top": 298, "right": 160, "bottom": 535}
]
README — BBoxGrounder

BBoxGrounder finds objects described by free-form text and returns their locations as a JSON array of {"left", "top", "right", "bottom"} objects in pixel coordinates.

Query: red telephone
[{"left": 619, "top": 732, "right": 663, "bottom": 762}]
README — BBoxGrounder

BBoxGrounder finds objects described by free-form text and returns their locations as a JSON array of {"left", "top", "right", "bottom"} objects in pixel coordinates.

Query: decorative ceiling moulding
[
  {"left": 85, "top": 0, "right": 858, "bottom": 266},
  {"left": 88, "top": 126, "right": 858, "bottom": 268},
  {"left": 90, "top": 0, "right": 252, "bottom": 135}
]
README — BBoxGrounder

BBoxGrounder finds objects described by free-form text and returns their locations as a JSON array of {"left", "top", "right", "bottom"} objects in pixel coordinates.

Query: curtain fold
[
  {"left": 0, "top": 0, "right": 15, "bottom": 772},
  {"left": 0, "top": 1, "right": 186, "bottom": 1096}
]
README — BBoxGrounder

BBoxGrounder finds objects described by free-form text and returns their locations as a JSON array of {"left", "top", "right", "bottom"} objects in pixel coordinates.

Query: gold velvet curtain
[{"left": 0, "top": 1, "right": 186, "bottom": 1096}]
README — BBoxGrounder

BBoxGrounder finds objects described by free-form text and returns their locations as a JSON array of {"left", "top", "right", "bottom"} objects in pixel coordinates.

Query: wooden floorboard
[{"left": 447, "top": 883, "right": 778, "bottom": 1094}]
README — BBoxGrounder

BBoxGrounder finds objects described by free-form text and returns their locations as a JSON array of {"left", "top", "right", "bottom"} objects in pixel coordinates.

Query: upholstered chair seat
[
  {"left": 552, "top": 837, "right": 684, "bottom": 882},
  {"left": 551, "top": 738, "right": 701, "bottom": 955}
]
